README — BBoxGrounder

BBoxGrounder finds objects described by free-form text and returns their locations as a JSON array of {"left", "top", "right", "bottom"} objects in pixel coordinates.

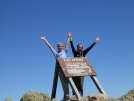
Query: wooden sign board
[{"left": 57, "top": 57, "right": 97, "bottom": 77}]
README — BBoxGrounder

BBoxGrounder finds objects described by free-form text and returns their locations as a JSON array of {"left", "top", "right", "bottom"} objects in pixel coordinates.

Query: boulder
[
  {"left": 87, "top": 93, "right": 107, "bottom": 100},
  {"left": 97, "top": 98, "right": 117, "bottom": 101}
]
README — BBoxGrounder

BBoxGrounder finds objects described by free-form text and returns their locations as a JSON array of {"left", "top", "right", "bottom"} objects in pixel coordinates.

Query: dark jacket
[{"left": 70, "top": 41, "right": 96, "bottom": 57}]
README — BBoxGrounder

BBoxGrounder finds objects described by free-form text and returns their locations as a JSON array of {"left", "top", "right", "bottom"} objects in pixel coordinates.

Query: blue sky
[{"left": 0, "top": 0, "right": 134, "bottom": 101}]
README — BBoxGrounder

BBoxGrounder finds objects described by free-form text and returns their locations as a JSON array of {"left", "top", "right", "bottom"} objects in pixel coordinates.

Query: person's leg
[
  {"left": 78, "top": 76, "right": 84, "bottom": 96},
  {"left": 58, "top": 67, "right": 70, "bottom": 100}
]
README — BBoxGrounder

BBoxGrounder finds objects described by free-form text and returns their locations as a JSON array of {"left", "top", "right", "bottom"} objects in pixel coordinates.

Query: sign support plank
[
  {"left": 90, "top": 76, "right": 108, "bottom": 98},
  {"left": 68, "top": 77, "right": 82, "bottom": 99}
]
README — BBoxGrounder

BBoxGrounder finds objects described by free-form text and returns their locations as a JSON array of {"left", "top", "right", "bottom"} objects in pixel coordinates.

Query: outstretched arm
[
  {"left": 83, "top": 37, "right": 100, "bottom": 55},
  {"left": 65, "top": 32, "right": 71, "bottom": 51},
  {"left": 69, "top": 32, "right": 76, "bottom": 55},
  {"left": 40, "top": 36, "right": 55, "bottom": 53}
]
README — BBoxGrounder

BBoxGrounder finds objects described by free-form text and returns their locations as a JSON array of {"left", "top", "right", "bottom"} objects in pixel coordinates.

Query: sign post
[{"left": 51, "top": 57, "right": 108, "bottom": 100}]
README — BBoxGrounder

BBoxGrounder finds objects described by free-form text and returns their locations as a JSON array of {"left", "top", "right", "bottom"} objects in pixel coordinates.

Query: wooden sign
[{"left": 57, "top": 57, "right": 97, "bottom": 77}]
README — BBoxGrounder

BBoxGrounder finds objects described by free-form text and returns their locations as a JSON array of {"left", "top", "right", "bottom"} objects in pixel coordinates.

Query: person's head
[
  {"left": 77, "top": 43, "right": 83, "bottom": 52},
  {"left": 57, "top": 42, "right": 63, "bottom": 52}
]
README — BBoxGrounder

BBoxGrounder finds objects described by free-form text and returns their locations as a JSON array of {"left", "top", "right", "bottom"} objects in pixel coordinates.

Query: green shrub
[
  {"left": 20, "top": 90, "right": 44, "bottom": 101},
  {"left": 4, "top": 98, "right": 13, "bottom": 101},
  {"left": 40, "top": 93, "right": 50, "bottom": 101}
]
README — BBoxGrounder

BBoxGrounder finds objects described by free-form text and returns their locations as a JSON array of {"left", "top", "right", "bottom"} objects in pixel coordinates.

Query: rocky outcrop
[
  {"left": 87, "top": 93, "right": 107, "bottom": 100},
  {"left": 96, "top": 98, "right": 117, "bottom": 101},
  {"left": 70, "top": 94, "right": 117, "bottom": 101},
  {"left": 4, "top": 89, "right": 134, "bottom": 101}
]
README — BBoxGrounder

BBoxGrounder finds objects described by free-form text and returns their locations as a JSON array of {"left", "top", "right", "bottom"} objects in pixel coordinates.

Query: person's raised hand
[
  {"left": 68, "top": 32, "right": 72, "bottom": 38},
  {"left": 40, "top": 36, "right": 46, "bottom": 40},
  {"left": 96, "top": 37, "right": 100, "bottom": 42}
]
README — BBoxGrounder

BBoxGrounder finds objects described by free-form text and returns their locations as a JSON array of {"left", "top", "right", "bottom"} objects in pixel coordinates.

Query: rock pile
[{"left": 3, "top": 89, "right": 134, "bottom": 101}]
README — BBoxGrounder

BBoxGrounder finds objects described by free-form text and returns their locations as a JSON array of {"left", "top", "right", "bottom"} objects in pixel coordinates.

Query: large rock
[
  {"left": 4, "top": 98, "right": 13, "bottom": 101},
  {"left": 96, "top": 98, "right": 117, "bottom": 101},
  {"left": 20, "top": 90, "right": 44, "bottom": 101},
  {"left": 118, "top": 89, "right": 134, "bottom": 101},
  {"left": 70, "top": 94, "right": 117, "bottom": 101},
  {"left": 87, "top": 93, "right": 107, "bottom": 100}
]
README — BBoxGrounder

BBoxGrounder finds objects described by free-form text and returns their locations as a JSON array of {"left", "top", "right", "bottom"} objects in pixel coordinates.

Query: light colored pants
[{"left": 56, "top": 63, "right": 70, "bottom": 100}]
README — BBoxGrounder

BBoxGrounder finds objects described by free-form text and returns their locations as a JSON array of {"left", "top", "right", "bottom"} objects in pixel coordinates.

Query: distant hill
[{"left": 118, "top": 89, "right": 134, "bottom": 101}]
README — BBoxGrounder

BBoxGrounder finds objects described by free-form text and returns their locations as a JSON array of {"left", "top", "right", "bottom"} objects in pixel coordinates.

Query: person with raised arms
[
  {"left": 69, "top": 32, "right": 100, "bottom": 97},
  {"left": 40, "top": 33, "right": 71, "bottom": 101}
]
